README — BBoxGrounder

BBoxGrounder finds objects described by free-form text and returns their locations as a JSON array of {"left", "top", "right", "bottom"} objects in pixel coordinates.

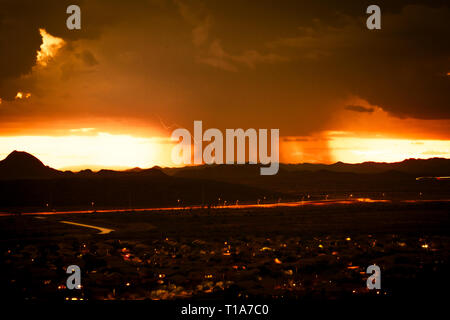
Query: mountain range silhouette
[
  {"left": 2, "top": 150, "right": 450, "bottom": 180},
  {"left": 0, "top": 151, "right": 449, "bottom": 211}
]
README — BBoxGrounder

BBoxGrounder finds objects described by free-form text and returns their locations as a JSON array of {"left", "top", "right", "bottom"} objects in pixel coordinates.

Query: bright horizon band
[{"left": 0, "top": 131, "right": 449, "bottom": 170}]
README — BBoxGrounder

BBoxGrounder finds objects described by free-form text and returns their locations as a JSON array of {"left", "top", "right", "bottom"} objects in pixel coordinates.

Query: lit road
[
  {"left": 59, "top": 220, "right": 115, "bottom": 234},
  {"left": 0, "top": 198, "right": 393, "bottom": 216}
]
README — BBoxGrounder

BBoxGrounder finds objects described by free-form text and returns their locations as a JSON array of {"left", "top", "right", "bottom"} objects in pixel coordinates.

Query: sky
[{"left": 0, "top": 0, "right": 449, "bottom": 169}]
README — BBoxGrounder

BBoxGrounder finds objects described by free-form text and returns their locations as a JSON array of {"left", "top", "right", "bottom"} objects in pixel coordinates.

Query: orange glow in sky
[
  {"left": 0, "top": 133, "right": 176, "bottom": 170},
  {"left": 0, "top": 131, "right": 449, "bottom": 170},
  {"left": 327, "top": 132, "right": 450, "bottom": 163}
]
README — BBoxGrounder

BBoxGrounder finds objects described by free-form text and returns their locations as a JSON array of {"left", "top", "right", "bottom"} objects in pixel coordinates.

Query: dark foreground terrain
[{"left": 0, "top": 200, "right": 449, "bottom": 301}]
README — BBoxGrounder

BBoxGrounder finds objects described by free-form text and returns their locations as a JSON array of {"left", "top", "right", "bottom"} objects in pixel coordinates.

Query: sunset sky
[{"left": 1, "top": 0, "right": 449, "bottom": 169}]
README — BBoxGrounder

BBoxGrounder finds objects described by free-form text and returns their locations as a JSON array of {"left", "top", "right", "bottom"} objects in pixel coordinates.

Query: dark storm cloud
[
  {"left": 174, "top": 0, "right": 450, "bottom": 121},
  {"left": 348, "top": 4, "right": 450, "bottom": 120},
  {"left": 0, "top": 0, "right": 449, "bottom": 134},
  {"left": 0, "top": 0, "right": 84, "bottom": 99},
  {"left": 0, "top": 0, "right": 139, "bottom": 99},
  {"left": 261, "top": 1, "right": 450, "bottom": 120}
]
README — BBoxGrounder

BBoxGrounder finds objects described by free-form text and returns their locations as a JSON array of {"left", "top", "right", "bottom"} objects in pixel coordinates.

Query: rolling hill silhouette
[
  {"left": 280, "top": 158, "right": 450, "bottom": 175},
  {"left": 167, "top": 158, "right": 450, "bottom": 178},
  {"left": 166, "top": 160, "right": 450, "bottom": 197}
]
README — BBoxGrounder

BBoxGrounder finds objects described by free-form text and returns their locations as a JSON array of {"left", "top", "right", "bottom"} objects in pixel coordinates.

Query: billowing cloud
[
  {"left": 36, "top": 28, "right": 65, "bottom": 67},
  {"left": 176, "top": 1, "right": 288, "bottom": 72},
  {"left": 198, "top": 40, "right": 288, "bottom": 71}
]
